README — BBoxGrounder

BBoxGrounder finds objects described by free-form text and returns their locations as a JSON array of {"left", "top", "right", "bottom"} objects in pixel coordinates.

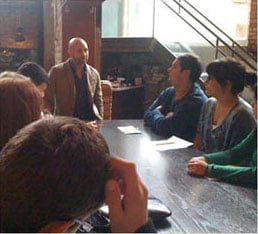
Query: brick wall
[
  {"left": 0, "top": 1, "right": 39, "bottom": 49},
  {"left": 248, "top": 0, "right": 257, "bottom": 58},
  {"left": 0, "top": 0, "right": 43, "bottom": 70},
  {"left": 43, "top": 0, "right": 64, "bottom": 70},
  {"left": 54, "top": 0, "right": 64, "bottom": 65}
]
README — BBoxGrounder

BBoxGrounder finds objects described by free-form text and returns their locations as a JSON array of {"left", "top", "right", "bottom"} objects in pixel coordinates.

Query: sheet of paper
[
  {"left": 117, "top": 126, "right": 142, "bottom": 134},
  {"left": 153, "top": 136, "right": 193, "bottom": 151}
]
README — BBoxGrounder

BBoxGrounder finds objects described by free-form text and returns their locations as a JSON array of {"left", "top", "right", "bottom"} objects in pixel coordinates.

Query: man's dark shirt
[{"left": 69, "top": 60, "right": 94, "bottom": 121}]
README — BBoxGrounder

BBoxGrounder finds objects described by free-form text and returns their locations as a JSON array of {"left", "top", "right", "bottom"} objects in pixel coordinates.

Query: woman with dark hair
[
  {"left": 194, "top": 57, "right": 256, "bottom": 153},
  {"left": 0, "top": 75, "right": 42, "bottom": 150},
  {"left": 188, "top": 84, "right": 257, "bottom": 188}
]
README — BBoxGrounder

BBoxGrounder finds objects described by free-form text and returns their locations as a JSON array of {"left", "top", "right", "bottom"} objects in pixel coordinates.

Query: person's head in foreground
[
  {"left": 0, "top": 75, "right": 42, "bottom": 150},
  {"left": 17, "top": 62, "right": 50, "bottom": 97},
  {"left": 167, "top": 54, "right": 202, "bottom": 87},
  {"left": 0, "top": 117, "right": 148, "bottom": 233}
]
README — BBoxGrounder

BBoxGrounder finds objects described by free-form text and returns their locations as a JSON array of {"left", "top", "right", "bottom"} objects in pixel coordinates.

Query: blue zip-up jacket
[{"left": 144, "top": 83, "right": 207, "bottom": 141}]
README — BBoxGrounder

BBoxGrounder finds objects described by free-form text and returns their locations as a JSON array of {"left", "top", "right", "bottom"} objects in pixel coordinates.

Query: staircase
[
  {"left": 102, "top": 37, "right": 175, "bottom": 68},
  {"left": 102, "top": 0, "right": 257, "bottom": 72},
  {"left": 160, "top": 0, "right": 256, "bottom": 71}
]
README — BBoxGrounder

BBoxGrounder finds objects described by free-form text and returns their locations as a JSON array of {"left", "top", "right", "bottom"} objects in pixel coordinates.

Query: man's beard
[{"left": 74, "top": 57, "right": 86, "bottom": 65}]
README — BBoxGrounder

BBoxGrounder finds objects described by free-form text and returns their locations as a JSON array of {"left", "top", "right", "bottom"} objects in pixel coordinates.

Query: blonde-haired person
[{"left": 0, "top": 73, "right": 42, "bottom": 150}]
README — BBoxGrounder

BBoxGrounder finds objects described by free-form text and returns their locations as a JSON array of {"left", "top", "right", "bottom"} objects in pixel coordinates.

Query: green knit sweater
[{"left": 204, "top": 129, "right": 257, "bottom": 188}]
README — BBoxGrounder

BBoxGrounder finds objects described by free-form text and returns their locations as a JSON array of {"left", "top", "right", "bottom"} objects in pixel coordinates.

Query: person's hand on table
[
  {"left": 105, "top": 157, "right": 148, "bottom": 233},
  {"left": 188, "top": 156, "right": 208, "bottom": 176},
  {"left": 189, "top": 156, "right": 207, "bottom": 163},
  {"left": 165, "top": 112, "right": 174, "bottom": 118},
  {"left": 156, "top": 105, "right": 163, "bottom": 110}
]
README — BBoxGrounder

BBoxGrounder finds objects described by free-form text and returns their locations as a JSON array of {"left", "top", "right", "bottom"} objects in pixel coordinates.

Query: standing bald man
[{"left": 44, "top": 38, "right": 103, "bottom": 120}]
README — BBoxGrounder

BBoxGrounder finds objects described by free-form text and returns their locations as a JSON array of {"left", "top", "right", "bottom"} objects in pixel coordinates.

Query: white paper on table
[
  {"left": 117, "top": 126, "right": 142, "bottom": 134},
  {"left": 152, "top": 136, "right": 193, "bottom": 151}
]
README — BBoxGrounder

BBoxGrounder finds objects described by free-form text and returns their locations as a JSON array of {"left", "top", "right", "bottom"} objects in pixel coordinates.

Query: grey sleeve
[
  {"left": 196, "top": 103, "right": 205, "bottom": 134},
  {"left": 227, "top": 109, "right": 256, "bottom": 149},
  {"left": 197, "top": 99, "right": 213, "bottom": 135}
]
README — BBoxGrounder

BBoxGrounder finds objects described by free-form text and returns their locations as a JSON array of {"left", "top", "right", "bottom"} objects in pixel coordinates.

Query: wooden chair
[{"left": 101, "top": 80, "right": 113, "bottom": 120}]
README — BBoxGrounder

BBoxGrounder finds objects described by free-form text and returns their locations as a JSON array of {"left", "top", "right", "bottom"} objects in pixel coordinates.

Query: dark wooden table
[{"left": 100, "top": 120, "right": 257, "bottom": 233}]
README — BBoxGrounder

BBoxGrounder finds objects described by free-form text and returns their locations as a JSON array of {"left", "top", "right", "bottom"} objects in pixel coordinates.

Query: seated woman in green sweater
[{"left": 188, "top": 84, "right": 257, "bottom": 188}]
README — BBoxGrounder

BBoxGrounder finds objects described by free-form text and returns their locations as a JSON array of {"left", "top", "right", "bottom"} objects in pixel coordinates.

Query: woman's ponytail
[{"left": 244, "top": 72, "right": 257, "bottom": 87}]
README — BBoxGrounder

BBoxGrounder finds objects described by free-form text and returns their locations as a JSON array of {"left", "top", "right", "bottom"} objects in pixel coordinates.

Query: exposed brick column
[
  {"left": 54, "top": 0, "right": 64, "bottom": 64},
  {"left": 43, "top": 0, "right": 65, "bottom": 70},
  {"left": 43, "top": 0, "right": 54, "bottom": 70},
  {"left": 248, "top": 0, "right": 257, "bottom": 58}
]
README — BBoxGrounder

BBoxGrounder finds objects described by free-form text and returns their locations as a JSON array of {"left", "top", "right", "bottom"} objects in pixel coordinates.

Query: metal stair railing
[
  {"left": 181, "top": 0, "right": 256, "bottom": 61},
  {"left": 159, "top": 0, "right": 256, "bottom": 71}
]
